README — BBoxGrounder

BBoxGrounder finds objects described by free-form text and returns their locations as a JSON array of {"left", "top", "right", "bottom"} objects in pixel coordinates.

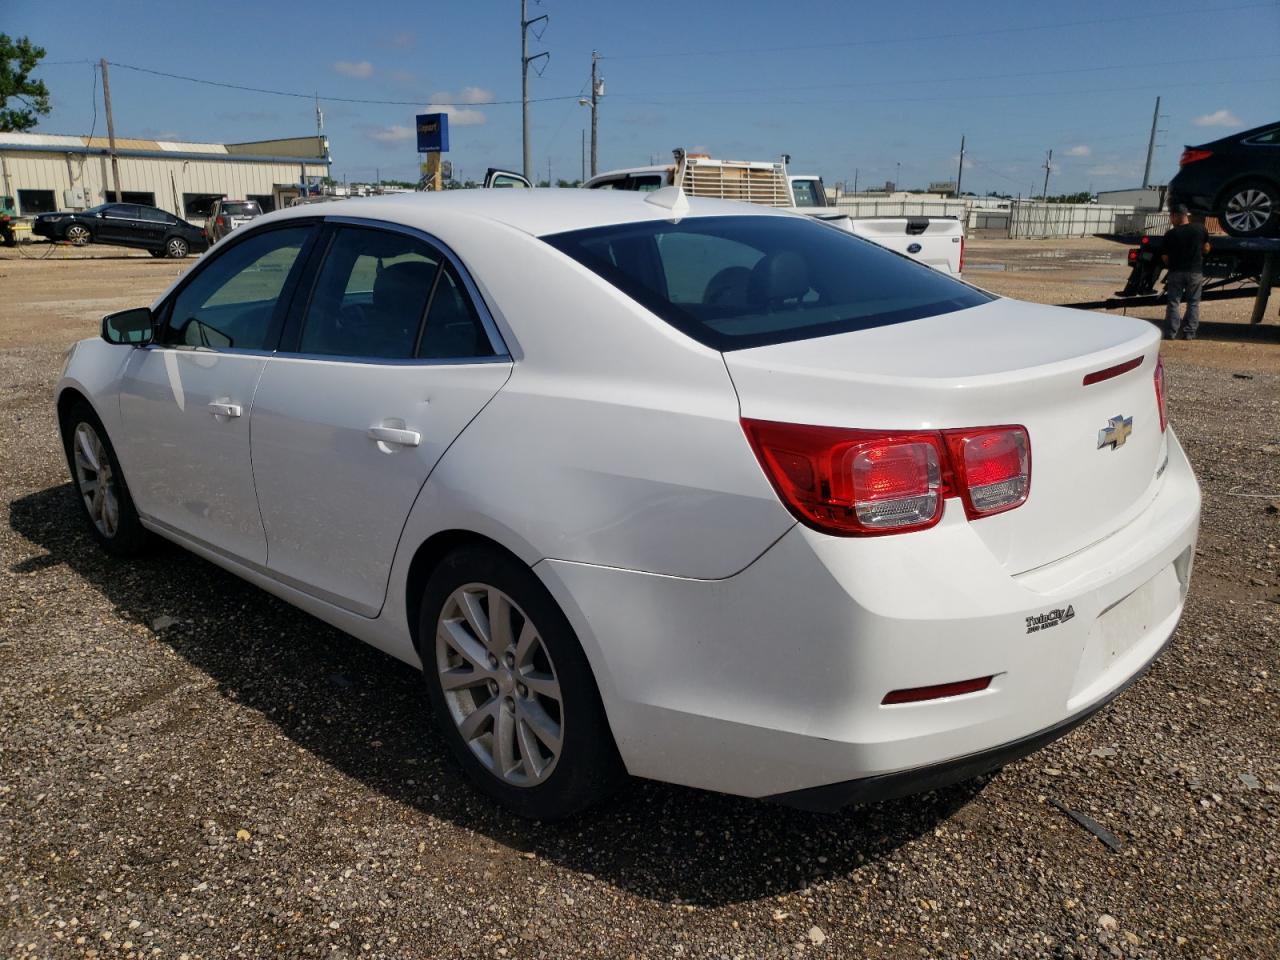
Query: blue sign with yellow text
[{"left": 416, "top": 113, "right": 449, "bottom": 153}]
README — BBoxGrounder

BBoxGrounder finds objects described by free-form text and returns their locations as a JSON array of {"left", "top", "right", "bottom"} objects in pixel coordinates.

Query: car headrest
[
  {"left": 748, "top": 251, "right": 809, "bottom": 305},
  {"left": 373, "top": 260, "right": 436, "bottom": 311}
]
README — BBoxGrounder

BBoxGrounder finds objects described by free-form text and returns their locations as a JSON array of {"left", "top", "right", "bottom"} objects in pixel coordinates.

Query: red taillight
[
  {"left": 943, "top": 427, "right": 1031, "bottom": 520},
  {"left": 1140, "top": 235, "right": 1150, "bottom": 246},
  {"left": 958, "top": 236, "right": 965, "bottom": 274},
  {"left": 1127, "top": 248, "right": 1137, "bottom": 264},
  {"left": 1179, "top": 147, "right": 1213, "bottom": 166},
  {"left": 216, "top": 215, "right": 226, "bottom": 226},
  {"left": 1154, "top": 356, "right": 1167, "bottom": 432},
  {"left": 742, "top": 420, "right": 1029, "bottom": 536},
  {"left": 882, "top": 675, "right": 993, "bottom": 705}
]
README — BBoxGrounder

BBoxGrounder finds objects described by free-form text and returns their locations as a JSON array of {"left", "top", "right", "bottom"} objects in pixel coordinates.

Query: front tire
[
  {"left": 65, "top": 223, "right": 92, "bottom": 246},
  {"left": 164, "top": 235, "right": 190, "bottom": 259},
  {"left": 418, "top": 545, "right": 625, "bottom": 819},
  {"left": 61, "top": 401, "right": 150, "bottom": 557},
  {"left": 1219, "top": 179, "right": 1279, "bottom": 237}
]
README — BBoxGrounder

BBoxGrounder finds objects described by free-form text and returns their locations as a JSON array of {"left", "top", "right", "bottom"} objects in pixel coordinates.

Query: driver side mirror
[{"left": 102, "top": 307, "right": 155, "bottom": 346}]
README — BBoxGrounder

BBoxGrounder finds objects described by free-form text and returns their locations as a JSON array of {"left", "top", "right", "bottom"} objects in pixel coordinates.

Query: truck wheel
[
  {"left": 1219, "top": 180, "right": 1279, "bottom": 237},
  {"left": 418, "top": 544, "right": 625, "bottom": 819}
]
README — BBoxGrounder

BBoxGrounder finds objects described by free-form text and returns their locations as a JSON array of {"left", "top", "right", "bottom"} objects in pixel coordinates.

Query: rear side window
[
  {"left": 222, "top": 201, "right": 261, "bottom": 216},
  {"left": 297, "top": 226, "right": 494, "bottom": 361},
  {"left": 543, "top": 215, "right": 992, "bottom": 351}
]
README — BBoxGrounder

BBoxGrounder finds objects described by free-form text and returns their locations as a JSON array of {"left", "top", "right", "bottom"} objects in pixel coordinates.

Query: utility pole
[
  {"left": 852, "top": 168, "right": 858, "bottom": 195},
  {"left": 99, "top": 59, "right": 122, "bottom": 203},
  {"left": 590, "top": 50, "right": 600, "bottom": 177},
  {"left": 954, "top": 135, "right": 966, "bottom": 198},
  {"left": 1142, "top": 95, "right": 1161, "bottom": 189},
  {"left": 521, "top": 0, "right": 549, "bottom": 181},
  {"left": 1041, "top": 149, "right": 1053, "bottom": 200},
  {"left": 581, "top": 128, "right": 586, "bottom": 182}
]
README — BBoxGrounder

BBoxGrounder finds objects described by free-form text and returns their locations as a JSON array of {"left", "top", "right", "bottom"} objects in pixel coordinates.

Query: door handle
[
  {"left": 207, "top": 401, "right": 242, "bottom": 418},
  {"left": 368, "top": 425, "right": 421, "bottom": 448}
]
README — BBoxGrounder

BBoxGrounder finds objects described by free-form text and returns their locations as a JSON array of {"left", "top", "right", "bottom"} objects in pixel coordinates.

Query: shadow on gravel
[{"left": 10, "top": 483, "right": 987, "bottom": 907}]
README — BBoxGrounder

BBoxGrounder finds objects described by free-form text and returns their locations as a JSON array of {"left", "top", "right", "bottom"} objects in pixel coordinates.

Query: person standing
[{"left": 1160, "top": 203, "right": 1211, "bottom": 340}]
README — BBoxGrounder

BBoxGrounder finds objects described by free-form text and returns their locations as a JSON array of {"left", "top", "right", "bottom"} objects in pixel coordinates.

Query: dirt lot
[{"left": 1, "top": 238, "right": 1278, "bottom": 959}]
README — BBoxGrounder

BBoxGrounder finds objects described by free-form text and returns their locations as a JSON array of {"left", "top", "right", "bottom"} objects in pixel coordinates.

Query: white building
[{"left": 0, "top": 132, "right": 331, "bottom": 222}]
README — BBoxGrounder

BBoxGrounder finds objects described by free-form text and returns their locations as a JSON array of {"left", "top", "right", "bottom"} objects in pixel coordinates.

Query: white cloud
[
  {"left": 1065, "top": 144, "right": 1091, "bottom": 157},
  {"left": 1194, "top": 109, "right": 1241, "bottom": 127},
  {"left": 427, "top": 88, "right": 492, "bottom": 126},
  {"left": 366, "top": 124, "right": 414, "bottom": 144},
  {"left": 333, "top": 60, "right": 374, "bottom": 79}
]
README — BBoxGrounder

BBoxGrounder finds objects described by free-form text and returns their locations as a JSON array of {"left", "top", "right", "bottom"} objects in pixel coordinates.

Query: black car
[
  {"left": 32, "top": 203, "right": 209, "bottom": 258},
  {"left": 1168, "top": 121, "right": 1280, "bottom": 237}
]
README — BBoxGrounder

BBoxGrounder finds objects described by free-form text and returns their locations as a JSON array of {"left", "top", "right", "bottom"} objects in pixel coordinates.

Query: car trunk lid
[{"left": 723, "top": 297, "right": 1167, "bottom": 572}]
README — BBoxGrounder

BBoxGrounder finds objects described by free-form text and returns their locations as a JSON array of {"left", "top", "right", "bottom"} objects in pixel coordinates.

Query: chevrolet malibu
[{"left": 55, "top": 190, "right": 1200, "bottom": 819}]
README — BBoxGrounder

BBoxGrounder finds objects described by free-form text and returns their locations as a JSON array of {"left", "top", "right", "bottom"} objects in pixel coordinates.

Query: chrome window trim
[
  {"left": 265, "top": 351, "right": 512, "bottom": 367},
  {"left": 321, "top": 215, "right": 511, "bottom": 360}
]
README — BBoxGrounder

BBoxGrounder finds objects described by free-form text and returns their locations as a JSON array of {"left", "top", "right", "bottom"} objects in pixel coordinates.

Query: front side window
[
  {"left": 544, "top": 215, "right": 993, "bottom": 351},
  {"left": 161, "top": 226, "right": 312, "bottom": 350}
]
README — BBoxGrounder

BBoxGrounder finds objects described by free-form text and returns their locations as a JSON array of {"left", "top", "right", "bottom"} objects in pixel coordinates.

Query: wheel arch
[
  {"left": 1213, "top": 173, "right": 1280, "bottom": 213},
  {"left": 403, "top": 529, "right": 532, "bottom": 656}
]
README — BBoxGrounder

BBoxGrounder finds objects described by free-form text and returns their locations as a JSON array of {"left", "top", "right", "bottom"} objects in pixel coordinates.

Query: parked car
[
  {"left": 204, "top": 198, "right": 263, "bottom": 243},
  {"left": 32, "top": 203, "right": 207, "bottom": 258},
  {"left": 1168, "top": 121, "right": 1280, "bottom": 237},
  {"left": 56, "top": 190, "right": 1200, "bottom": 819}
]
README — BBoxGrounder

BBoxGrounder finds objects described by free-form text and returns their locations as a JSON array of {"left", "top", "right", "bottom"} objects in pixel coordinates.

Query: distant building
[
  {"left": 0, "top": 131, "right": 331, "bottom": 222},
  {"left": 1095, "top": 185, "right": 1167, "bottom": 210}
]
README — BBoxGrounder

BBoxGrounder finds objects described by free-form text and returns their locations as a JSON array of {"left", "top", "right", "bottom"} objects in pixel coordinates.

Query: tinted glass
[
  {"left": 1245, "top": 127, "right": 1279, "bottom": 145},
  {"left": 298, "top": 227, "right": 440, "bottom": 359},
  {"left": 791, "top": 180, "right": 822, "bottom": 207},
  {"left": 105, "top": 204, "right": 142, "bottom": 219},
  {"left": 629, "top": 175, "right": 664, "bottom": 192},
  {"left": 544, "top": 215, "right": 992, "bottom": 351},
  {"left": 137, "top": 206, "right": 171, "bottom": 222},
  {"left": 222, "top": 201, "right": 261, "bottom": 216},
  {"left": 162, "top": 226, "right": 311, "bottom": 350},
  {"left": 419, "top": 262, "right": 493, "bottom": 359}
]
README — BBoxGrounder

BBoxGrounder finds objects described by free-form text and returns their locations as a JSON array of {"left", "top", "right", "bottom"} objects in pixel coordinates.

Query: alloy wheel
[
  {"left": 66, "top": 224, "right": 90, "bottom": 245},
  {"left": 72, "top": 422, "right": 119, "bottom": 538},
  {"left": 166, "top": 237, "right": 188, "bottom": 258},
  {"left": 1224, "top": 187, "right": 1273, "bottom": 234},
  {"left": 435, "top": 583, "right": 564, "bottom": 786}
]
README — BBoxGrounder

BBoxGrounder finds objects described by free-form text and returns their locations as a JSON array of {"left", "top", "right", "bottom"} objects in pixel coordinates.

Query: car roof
[
  {"left": 1196, "top": 120, "right": 1280, "bottom": 147},
  {"left": 261, "top": 187, "right": 794, "bottom": 237}
]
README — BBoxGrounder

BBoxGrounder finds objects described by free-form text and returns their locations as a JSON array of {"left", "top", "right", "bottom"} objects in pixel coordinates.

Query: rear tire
[
  {"left": 1218, "top": 179, "right": 1279, "bottom": 237},
  {"left": 61, "top": 401, "right": 150, "bottom": 557},
  {"left": 417, "top": 544, "right": 625, "bottom": 819},
  {"left": 164, "top": 235, "right": 190, "bottom": 259}
]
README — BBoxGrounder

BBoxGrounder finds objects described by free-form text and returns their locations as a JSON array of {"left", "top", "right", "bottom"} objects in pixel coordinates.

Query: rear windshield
[
  {"left": 543, "top": 215, "right": 991, "bottom": 351},
  {"left": 222, "top": 202, "right": 261, "bottom": 216}
]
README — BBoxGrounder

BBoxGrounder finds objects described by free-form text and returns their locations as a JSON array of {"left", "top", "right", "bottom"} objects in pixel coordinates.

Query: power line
[
  {"left": 601, "top": 1, "right": 1277, "bottom": 59},
  {"left": 104, "top": 60, "right": 581, "bottom": 107}
]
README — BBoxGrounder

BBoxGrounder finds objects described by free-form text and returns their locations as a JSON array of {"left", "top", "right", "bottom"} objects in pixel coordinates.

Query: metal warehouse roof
[{"left": 0, "top": 132, "right": 328, "bottom": 164}]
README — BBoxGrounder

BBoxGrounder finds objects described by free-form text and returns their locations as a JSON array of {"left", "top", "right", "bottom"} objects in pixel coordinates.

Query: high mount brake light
[
  {"left": 1154, "top": 355, "right": 1168, "bottom": 432},
  {"left": 742, "top": 420, "right": 1030, "bottom": 536},
  {"left": 1179, "top": 148, "right": 1213, "bottom": 166}
]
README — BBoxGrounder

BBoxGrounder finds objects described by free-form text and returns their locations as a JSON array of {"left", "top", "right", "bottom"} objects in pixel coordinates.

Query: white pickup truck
[{"left": 485, "top": 154, "right": 965, "bottom": 275}]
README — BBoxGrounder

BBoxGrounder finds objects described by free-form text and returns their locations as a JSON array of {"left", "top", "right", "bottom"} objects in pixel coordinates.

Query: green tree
[{"left": 0, "top": 35, "right": 51, "bottom": 132}]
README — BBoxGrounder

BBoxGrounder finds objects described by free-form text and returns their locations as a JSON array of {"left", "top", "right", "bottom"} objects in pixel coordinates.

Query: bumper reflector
[{"left": 882, "top": 675, "right": 993, "bottom": 705}]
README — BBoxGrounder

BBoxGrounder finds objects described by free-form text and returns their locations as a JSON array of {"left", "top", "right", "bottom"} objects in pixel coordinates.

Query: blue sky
[{"left": 10, "top": 0, "right": 1280, "bottom": 193}]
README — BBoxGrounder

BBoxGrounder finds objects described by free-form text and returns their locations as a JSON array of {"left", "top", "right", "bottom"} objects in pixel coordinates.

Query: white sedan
[{"left": 56, "top": 189, "right": 1200, "bottom": 819}]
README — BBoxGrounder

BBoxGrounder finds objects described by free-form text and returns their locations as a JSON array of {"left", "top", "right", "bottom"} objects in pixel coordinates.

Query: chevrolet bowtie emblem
[{"left": 1098, "top": 414, "right": 1133, "bottom": 450}]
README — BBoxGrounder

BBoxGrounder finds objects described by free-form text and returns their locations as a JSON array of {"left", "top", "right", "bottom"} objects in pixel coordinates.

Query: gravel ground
[{"left": 1, "top": 239, "right": 1278, "bottom": 959}]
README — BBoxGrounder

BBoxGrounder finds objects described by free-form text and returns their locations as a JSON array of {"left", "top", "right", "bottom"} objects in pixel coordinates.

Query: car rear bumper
[{"left": 536, "top": 429, "right": 1200, "bottom": 804}]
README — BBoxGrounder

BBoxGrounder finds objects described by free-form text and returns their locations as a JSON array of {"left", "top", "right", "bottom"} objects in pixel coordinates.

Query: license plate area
[{"left": 1068, "top": 563, "right": 1182, "bottom": 704}]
